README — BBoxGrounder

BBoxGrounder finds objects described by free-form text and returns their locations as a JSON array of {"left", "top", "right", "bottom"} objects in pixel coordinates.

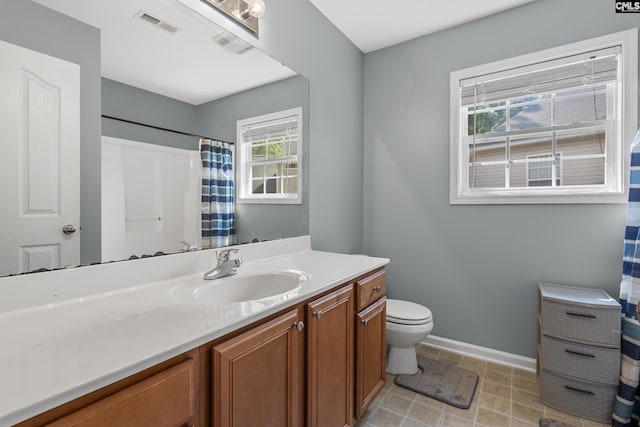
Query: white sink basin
[{"left": 169, "top": 269, "right": 310, "bottom": 304}]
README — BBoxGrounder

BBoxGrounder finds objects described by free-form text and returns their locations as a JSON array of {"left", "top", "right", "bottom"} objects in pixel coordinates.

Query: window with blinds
[
  {"left": 236, "top": 107, "right": 303, "bottom": 204},
  {"left": 450, "top": 29, "right": 637, "bottom": 204}
]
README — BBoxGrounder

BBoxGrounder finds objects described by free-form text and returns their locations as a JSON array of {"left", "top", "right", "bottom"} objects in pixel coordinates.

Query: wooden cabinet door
[
  {"left": 355, "top": 297, "right": 386, "bottom": 419},
  {"left": 47, "top": 358, "right": 197, "bottom": 427},
  {"left": 212, "top": 308, "right": 305, "bottom": 427},
  {"left": 306, "top": 285, "right": 354, "bottom": 427}
]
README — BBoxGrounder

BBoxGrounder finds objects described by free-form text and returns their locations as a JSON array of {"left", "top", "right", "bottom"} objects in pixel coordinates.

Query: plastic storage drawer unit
[{"left": 537, "top": 282, "right": 621, "bottom": 423}]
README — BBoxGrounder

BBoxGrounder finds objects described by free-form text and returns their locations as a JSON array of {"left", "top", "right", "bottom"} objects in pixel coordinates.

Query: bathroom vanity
[{"left": 0, "top": 236, "right": 388, "bottom": 427}]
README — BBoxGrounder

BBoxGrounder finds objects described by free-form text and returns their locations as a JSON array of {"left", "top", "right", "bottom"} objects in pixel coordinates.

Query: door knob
[{"left": 62, "top": 224, "right": 77, "bottom": 234}]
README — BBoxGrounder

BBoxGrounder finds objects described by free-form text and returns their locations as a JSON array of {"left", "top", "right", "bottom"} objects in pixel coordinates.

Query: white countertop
[{"left": 0, "top": 236, "right": 389, "bottom": 426}]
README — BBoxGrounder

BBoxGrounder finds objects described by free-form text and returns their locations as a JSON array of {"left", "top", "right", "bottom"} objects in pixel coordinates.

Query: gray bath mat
[
  {"left": 394, "top": 355, "right": 479, "bottom": 409},
  {"left": 539, "top": 419, "right": 576, "bottom": 427}
]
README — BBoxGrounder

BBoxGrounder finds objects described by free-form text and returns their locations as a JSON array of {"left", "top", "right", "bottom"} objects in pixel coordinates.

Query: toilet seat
[{"left": 386, "top": 299, "right": 432, "bottom": 325}]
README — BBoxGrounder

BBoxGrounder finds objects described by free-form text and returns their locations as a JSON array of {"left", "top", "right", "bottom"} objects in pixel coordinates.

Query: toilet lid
[{"left": 386, "top": 299, "right": 432, "bottom": 325}]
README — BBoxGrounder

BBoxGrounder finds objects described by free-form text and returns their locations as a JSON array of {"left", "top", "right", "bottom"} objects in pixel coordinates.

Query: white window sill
[
  {"left": 237, "top": 196, "right": 302, "bottom": 205},
  {"left": 450, "top": 188, "right": 627, "bottom": 205}
]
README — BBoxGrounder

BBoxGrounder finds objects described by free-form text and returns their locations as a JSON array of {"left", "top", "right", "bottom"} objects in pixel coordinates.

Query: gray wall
[
  {"left": 363, "top": 0, "right": 639, "bottom": 357},
  {"left": 102, "top": 78, "right": 199, "bottom": 150},
  {"left": 248, "top": 0, "right": 365, "bottom": 254},
  {"left": 0, "top": 0, "right": 102, "bottom": 265},
  {"left": 197, "top": 75, "right": 310, "bottom": 243}
]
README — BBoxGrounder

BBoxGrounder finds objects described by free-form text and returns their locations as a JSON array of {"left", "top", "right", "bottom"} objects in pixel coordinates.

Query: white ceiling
[
  {"left": 31, "top": 0, "right": 537, "bottom": 104},
  {"left": 309, "top": 0, "right": 537, "bottom": 53},
  {"left": 33, "top": 0, "right": 296, "bottom": 105}
]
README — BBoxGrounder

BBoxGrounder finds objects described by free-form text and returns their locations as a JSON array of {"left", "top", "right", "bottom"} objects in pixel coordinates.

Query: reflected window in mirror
[{"left": 237, "top": 107, "right": 303, "bottom": 204}]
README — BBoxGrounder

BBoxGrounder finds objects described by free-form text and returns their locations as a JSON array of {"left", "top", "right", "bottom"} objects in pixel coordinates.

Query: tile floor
[{"left": 355, "top": 344, "right": 611, "bottom": 427}]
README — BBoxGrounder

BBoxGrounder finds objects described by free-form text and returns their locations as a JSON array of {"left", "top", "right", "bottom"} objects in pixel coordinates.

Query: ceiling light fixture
[
  {"left": 202, "top": 0, "right": 265, "bottom": 35},
  {"left": 247, "top": 0, "right": 265, "bottom": 18}
]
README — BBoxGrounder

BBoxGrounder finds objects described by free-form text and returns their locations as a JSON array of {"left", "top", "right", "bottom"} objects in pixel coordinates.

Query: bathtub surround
[{"left": 101, "top": 136, "right": 202, "bottom": 261}]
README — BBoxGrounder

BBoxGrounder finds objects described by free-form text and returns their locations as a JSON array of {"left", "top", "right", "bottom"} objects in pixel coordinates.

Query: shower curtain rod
[{"left": 101, "top": 114, "right": 235, "bottom": 145}]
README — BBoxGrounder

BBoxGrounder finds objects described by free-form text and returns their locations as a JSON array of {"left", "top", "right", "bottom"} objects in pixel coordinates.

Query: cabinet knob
[
  {"left": 293, "top": 321, "right": 305, "bottom": 332},
  {"left": 362, "top": 319, "right": 369, "bottom": 326},
  {"left": 313, "top": 311, "right": 323, "bottom": 320},
  {"left": 373, "top": 285, "right": 381, "bottom": 292}
]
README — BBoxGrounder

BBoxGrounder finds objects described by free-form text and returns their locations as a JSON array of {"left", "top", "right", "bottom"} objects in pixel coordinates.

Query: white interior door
[{"left": 0, "top": 40, "right": 80, "bottom": 275}]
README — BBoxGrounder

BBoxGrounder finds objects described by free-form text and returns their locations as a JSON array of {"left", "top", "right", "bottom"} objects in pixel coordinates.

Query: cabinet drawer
[
  {"left": 356, "top": 270, "right": 385, "bottom": 311},
  {"left": 48, "top": 358, "right": 196, "bottom": 427},
  {"left": 540, "top": 335, "right": 619, "bottom": 385},
  {"left": 540, "top": 369, "right": 617, "bottom": 423},
  {"left": 541, "top": 299, "right": 620, "bottom": 347}
]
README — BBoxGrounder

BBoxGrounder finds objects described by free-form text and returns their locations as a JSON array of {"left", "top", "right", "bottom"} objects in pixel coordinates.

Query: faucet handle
[{"left": 218, "top": 248, "right": 239, "bottom": 261}]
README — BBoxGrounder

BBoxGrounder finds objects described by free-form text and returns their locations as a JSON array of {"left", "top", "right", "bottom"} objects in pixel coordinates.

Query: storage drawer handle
[
  {"left": 372, "top": 285, "right": 382, "bottom": 292},
  {"left": 564, "top": 385, "right": 595, "bottom": 395},
  {"left": 566, "top": 311, "right": 597, "bottom": 319},
  {"left": 565, "top": 349, "right": 596, "bottom": 358}
]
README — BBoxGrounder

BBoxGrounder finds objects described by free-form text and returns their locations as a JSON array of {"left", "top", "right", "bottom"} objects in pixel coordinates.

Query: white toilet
[{"left": 386, "top": 299, "right": 434, "bottom": 375}]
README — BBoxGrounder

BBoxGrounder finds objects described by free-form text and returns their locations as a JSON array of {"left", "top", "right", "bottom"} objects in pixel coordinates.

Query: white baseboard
[{"left": 422, "top": 335, "right": 537, "bottom": 372}]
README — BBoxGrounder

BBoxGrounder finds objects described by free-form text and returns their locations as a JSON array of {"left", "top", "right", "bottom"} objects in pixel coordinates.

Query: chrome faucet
[{"left": 203, "top": 248, "right": 242, "bottom": 280}]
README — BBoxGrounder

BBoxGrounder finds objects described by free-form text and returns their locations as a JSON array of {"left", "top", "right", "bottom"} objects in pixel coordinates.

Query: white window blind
[
  {"left": 460, "top": 46, "right": 620, "bottom": 106},
  {"left": 449, "top": 29, "right": 638, "bottom": 204}
]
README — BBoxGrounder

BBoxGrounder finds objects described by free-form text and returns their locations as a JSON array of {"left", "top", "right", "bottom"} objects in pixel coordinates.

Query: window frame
[
  {"left": 236, "top": 107, "right": 303, "bottom": 204},
  {"left": 450, "top": 29, "right": 638, "bottom": 204}
]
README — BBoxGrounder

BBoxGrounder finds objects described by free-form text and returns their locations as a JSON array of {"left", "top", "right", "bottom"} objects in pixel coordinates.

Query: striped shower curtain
[
  {"left": 200, "top": 138, "right": 236, "bottom": 249},
  {"left": 614, "top": 129, "right": 640, "bottom": 427}
]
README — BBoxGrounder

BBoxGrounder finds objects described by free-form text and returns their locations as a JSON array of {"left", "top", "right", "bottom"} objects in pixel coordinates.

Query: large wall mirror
[{"left": 0, "top": 0, "right": 309, "bottom": 277}]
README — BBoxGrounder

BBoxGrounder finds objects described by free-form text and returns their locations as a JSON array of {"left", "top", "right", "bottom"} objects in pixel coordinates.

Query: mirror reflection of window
[{"left": 237, "top": 107, "right": 303, "bottom": 204}]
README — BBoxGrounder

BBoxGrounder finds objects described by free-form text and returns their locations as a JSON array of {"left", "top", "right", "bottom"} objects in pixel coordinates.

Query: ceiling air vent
[
  {"left": 212, "top": 31, "right": 253, "bottom": 55},
  {"left": 134, "top": 10, "right": 181, "bottom": 35}
]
